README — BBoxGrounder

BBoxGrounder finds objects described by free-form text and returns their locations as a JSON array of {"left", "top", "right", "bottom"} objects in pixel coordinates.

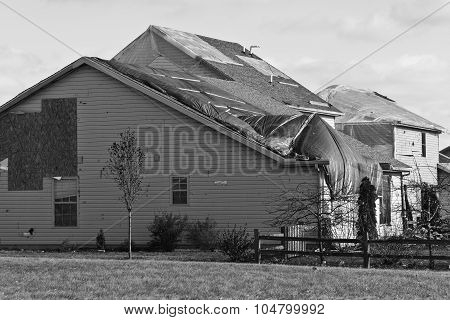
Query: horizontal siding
[
  {"left": 395, "top": 127, "right": 439, "bottom": 185},
  {"left": 0, "top": 65, "right": 320, "bottom": 247},
  {"left": 438, "top": 170, "right": 450, "bottom": 220}
]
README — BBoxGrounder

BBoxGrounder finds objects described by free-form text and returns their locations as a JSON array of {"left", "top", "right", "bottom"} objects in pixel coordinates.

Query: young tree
[
  {"left": 356, "top": 177, "right": 378, "bottom": 240},
  {"left": 106, "top": 128, "right": 145, "bottom": 259}
]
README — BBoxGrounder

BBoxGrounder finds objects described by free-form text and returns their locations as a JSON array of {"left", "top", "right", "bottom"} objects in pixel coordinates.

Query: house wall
[
  {"left": 0, "top": 65, "right": 320, "bottom": 247},
  {"left": 438, "top": 169, "right": 450, "bottom": 220},
  {"left": 394, "top": 126, "right": 439, "bottom": 185},
  {"left": 0, "top": 172, "right": 55, "bottom": 245}
]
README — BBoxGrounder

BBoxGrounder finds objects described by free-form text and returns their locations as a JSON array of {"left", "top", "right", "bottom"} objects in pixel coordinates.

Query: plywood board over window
[{"left": 0, "top": 98, "right": 77, "bottom": 190}]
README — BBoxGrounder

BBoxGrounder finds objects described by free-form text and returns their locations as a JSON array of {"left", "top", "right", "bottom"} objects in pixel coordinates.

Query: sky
[{"left": 1, "top": 0, "right": 449, "bottom": 147}]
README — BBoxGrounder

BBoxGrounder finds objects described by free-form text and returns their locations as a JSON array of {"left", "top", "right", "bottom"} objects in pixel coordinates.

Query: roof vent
[{"left": 249, "top": 45, "right": 260, "bottom": 55}]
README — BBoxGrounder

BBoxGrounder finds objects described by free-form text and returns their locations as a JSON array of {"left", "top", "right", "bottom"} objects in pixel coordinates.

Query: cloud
[
  {"left": 0, "top": 46, "right": 45, "bottom": 75},
  {"left": 332, "top": 0, "right": 450, "bottom": 41},
  {"left": 388, "top": 0, "right": 450, "bottom": 27},
  {"left": 0, "top": 46, "right": 50, "bottom": 104}
]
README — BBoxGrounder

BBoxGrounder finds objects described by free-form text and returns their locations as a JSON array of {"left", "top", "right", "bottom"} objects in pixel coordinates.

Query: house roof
[
  {"left": 440, "top": 146, "right": 450, "bottom": 158},
  {"left": 337, "top": 131, "right": 410, "bottom": 171},
  {"left": 113, "top": 25, "right": 343, "bottom": 117},
  {"left": 440, "top": 150, "right": 450, "bottom": 164},
  {"left": 0, "top": 57, "right": 326, "bottom": 167},
  {"left": 318, "top": 85, "right": 445, "bottom": 133},
  {"left": 0, "top": 26, "right": 385, "bottom": 194},
  {"left": 438, "top": 163, "right": 450, "bottom": 174}
]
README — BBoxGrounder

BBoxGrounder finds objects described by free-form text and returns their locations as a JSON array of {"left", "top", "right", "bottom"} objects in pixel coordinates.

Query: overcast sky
[{"left": 1, "top": 0, "right": 449, "bottom": 147}]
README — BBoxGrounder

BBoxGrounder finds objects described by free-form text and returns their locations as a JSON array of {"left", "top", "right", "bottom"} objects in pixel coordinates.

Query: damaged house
[
  {"left": 0, "top": 26, "right": 382, "bottom": 248},
  {"left": 319, "top": 85, "right": 445, "bottom": 235},
  {"left": 438, "top": 147, "right": 450, "bottom": 220}
]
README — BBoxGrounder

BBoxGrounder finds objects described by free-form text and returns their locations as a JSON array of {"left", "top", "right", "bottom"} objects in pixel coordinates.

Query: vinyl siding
[
  {"left": 0, "top": 65, "right": 320, "bottom": 247},
  {"left": 394, "top": 126, "right": 439, "bottom": 185},
  {"left": 438, "top": 169, "right": 450, "bottom": 220}
]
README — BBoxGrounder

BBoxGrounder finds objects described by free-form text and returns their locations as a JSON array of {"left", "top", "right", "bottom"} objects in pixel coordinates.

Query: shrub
[
  {"left": 96, "top": 229, "right": 106, "bottom": 250},
  {"left": 357, "top": 177, "right": 378, "bottom": 240},
  {"left": 218, "top": 225, "right": 254, "bottom": 262},
  {"left": 188, "top": 217, "right": 218, "bottom": 251},
  {"left": 148, "top": 212, "right": 188, "bottom": 252},
  {"left": 60, "top": 239, "right": 77, "bottom": 252},
  {"left": 372, "top": 235, "right": 416, "bottom": 266}
]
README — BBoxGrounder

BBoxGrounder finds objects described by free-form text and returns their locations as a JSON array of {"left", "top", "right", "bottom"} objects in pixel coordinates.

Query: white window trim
[
  {"left": 170, "top": 176, "right": 189, "bottom": 206},
  {"left": 52, "top": 176, "right": 79, "bottom": 228}
]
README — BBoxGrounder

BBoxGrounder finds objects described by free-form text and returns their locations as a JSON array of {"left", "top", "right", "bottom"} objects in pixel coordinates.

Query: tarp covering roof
[
  {"left": 294, "top": 116, "right": 382, "bottom": 194},
  {"left": 318, "top": 85, "right": 445, "bottom": 132},
  {"left": 114, "top": 25, "right": 343, "bottom": 115},
  {"left": 338, "top": 132, "right": 410, "bottom": 170},
  {"left": 100, "top": 58, "right": 382, "bottom": 194}
]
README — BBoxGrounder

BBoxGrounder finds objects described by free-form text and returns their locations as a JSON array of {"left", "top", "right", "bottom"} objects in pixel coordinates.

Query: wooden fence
[{"left": 254, "top": 229, "right": 450, "bottom": 269}]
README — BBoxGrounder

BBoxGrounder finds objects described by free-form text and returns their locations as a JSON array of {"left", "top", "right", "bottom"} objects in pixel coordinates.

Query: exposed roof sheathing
[{"left": 319, "top": 85, "right": 445, "bottom": 132}]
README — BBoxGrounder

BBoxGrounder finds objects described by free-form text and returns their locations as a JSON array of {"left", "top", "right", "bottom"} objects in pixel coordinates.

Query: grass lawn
[{"left": 0, "top": 253, "right": 449, "bottom": 299}]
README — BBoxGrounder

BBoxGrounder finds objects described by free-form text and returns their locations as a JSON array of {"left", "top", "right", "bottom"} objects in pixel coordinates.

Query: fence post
[
  {"left": 281, "top": 226, "right": 287, "bottom": 260},
  {"left": 254, "top": 229, "right": 261, "bottom": 264},
  {"left": 363, "top": 231, "right": 370, "bottom": 269}
]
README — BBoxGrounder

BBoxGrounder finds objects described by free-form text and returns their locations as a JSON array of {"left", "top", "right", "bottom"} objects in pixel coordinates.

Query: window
[
  {"left": 380, "top": 175, "right": 391, "bottom": 225},
  {"left": 54, "top": 178, "right": 77, "bottom": 227},
  {"left": 421, "top": 132, "right": 427, "bottom": 157},
  {"left": 172, "top": 176, "right": 188, "bottom": 205}
]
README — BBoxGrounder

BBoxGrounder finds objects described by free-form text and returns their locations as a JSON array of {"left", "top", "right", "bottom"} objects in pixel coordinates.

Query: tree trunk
[
  {"left": 317, "top": 218, "right": 324, "bottom": 265},
  {"left": 427, "top": 224, "right": 434, "bottom": 269},
  {"left": 128, "top": 210, "right": 132, "bottom": 260}
]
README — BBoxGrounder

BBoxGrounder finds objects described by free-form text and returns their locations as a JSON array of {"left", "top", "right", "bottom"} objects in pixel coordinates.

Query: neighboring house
[
  {"left": 438, "top": 147, "right": 450, "bottom": 220},
  {"left": 339, "top": 132, "right": 411, "bottom": 237},
  {"left": 319, "top": 85, "right": 445, "bottom": 231},
  {"left": 0, "top": 26, "right": 381, "bottom": 248}
]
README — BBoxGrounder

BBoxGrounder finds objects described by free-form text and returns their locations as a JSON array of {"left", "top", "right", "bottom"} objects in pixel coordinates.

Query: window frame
[
  {"left": 421, "top": 132, "right": 427, "bottom": 157},
  {"left": 171, "top": 176, "right": 189, "bottom": 206},
  {"left": 53, "top": 177, "right": 78, "bottom": 227}
]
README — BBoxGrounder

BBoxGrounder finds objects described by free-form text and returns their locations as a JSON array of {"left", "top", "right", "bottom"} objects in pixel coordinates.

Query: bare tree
[
  {"left": 268, "top": 179, "right": 360, "bottom": 263},
  {"left": 106, "top": 128, "right": 145, "bottom": 259}
]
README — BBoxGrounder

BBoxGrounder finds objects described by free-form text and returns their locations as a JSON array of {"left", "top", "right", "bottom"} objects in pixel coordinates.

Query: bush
[
  {"left": 96, "top": 229, "right": 106, "bottom": 250},
  {"left": 148, "top": 212, "right": 188, "bottom": 252},
  {"left": 372, "top": 235, "right": 416, "bottom": 266},
  {"left": 188, "top": 217, "right": 218, "bottom": 251},
  {"left": 60, "top": 239, "right": 77, "bottom": 252},
  {"left": 218, "top": 225, "right": 254, "bottom": 262}
]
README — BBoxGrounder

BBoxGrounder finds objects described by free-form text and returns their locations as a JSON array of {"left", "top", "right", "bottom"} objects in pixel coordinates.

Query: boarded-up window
[
  {"left": 54, "top": 178, "right": 77, "bottom": 227},
  {"left": 380, "top": 175, "right": 391, "bottom": 225},
  {"left": 172, "top": 177, "right": 188, "bottom": 205}
]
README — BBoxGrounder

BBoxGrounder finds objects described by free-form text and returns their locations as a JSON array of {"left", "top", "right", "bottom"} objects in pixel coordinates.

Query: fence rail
[{"left": 254, "top": 229, "right": 450, "bottom": 269}]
